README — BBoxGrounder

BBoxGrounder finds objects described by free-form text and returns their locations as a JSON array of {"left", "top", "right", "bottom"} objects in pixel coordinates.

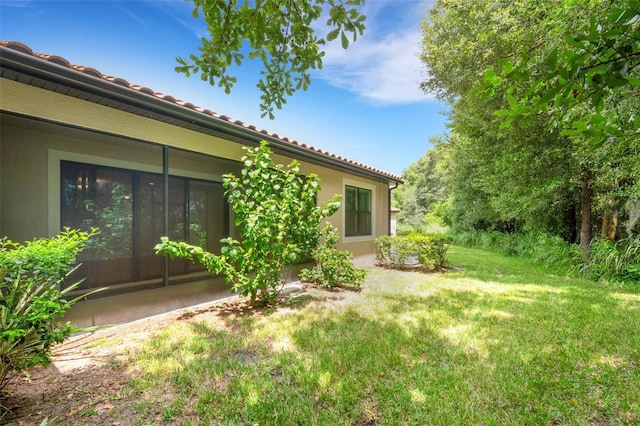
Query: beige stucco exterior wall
[
  {"left": 1, "top": 116, "right": 52, "bottom": 239},
  {"left": 300, "top": 166, "right": 390, "bottom": 260},
  {"left": 0, "top": 77, "right": 390, "bottom": 261},
  {"left": 0, "top": 79, "right": 246, "bottom": 160}
]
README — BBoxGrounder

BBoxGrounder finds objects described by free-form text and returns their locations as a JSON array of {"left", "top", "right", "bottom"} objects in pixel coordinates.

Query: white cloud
[
  {"left": 317, "top": 1, "right": 433, "bottom": 104},
  {"left": 144, "top": 0, "right": 208, "bottom": 40},
  {"left": 1, "top": 0, "right": 32, "bottom": 7}
]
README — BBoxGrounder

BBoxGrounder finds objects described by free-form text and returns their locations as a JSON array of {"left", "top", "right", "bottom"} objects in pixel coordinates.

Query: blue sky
[{"left": 0, "top": 0, "right": 449, "bottom": 176}]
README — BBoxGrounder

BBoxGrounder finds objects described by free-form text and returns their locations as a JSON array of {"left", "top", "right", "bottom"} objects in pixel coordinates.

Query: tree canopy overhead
[
  {"left": 484, "top": 2, "right": 640, "bottom": 143},
  {"left": 418, "top": 0, "right": 639, "bottom": 250},
  {"left": 177, "top": 0, "right": 366, "bottom": 118}
]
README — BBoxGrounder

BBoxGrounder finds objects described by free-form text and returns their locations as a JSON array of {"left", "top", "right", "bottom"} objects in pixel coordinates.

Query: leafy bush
[
  {"left": 0, "top": 229, "right": 98, "bottom": 392},
  {"left": 299, "top": 224, "right": 365, "bottom": 288},
  {"left": 156, "top": 141, "right": 341, "bottom": 303},
  {"left": 375, "top": 234, "right": 449, "bottom": 271},
  {"left": 427, "top": 200, "right": 452, "bottom": 226}
]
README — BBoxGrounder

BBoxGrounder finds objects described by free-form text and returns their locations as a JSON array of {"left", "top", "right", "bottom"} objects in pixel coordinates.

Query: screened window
[
  {"left": 61, "top": 161, "right": 228, "bottom": 289},
  {"left": 345, "top": 185, "right": 372, "bottom": 237}
]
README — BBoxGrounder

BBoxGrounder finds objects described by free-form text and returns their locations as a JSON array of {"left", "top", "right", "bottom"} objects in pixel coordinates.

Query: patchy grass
[{"left": 124, "top": 246, "right": 640, "bottom": 425}]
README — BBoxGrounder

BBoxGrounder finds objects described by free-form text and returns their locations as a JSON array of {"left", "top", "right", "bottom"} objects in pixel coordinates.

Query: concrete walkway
[{"left": 64, "top": 278, "right": 234, "bottom": 328}]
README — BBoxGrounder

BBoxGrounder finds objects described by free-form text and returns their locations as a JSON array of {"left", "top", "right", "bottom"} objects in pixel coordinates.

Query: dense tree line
[{"left": 407, "top": 0, "right": 639, "bottom": 252}]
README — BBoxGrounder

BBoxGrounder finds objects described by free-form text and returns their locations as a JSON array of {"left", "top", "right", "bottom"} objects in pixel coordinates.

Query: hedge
[{"left": 375, "top": 234, "right": 449, "bottom": 271}]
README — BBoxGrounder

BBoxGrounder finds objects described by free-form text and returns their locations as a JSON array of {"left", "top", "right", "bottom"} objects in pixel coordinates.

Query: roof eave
[{"left": 0, "top": 45, "right": 404, "bottom": 185}]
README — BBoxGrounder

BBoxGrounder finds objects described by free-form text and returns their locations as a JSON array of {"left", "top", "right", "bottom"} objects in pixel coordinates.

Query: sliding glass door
[{"left": 61, "top": 161, "right": 227, "bottom": 290}]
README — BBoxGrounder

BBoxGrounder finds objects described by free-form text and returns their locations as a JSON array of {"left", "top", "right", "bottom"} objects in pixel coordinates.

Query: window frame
[{"left": 342, "top": 179, "right": 376, "bottom": 243}]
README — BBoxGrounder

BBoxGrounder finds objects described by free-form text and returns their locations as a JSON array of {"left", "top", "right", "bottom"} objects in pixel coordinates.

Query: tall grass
[
  {"left": 588, "top": 236, "right": 640, "bottom": 282},
  {"left": 450, "top": 230, "right": 639, "bottom": 284},
  {"left": 397, "top": 222, "right": 449, "bottom": 236}
]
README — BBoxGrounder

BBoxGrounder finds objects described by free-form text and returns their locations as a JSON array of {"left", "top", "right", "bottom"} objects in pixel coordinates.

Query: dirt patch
[
  {"left": 1, "top": 282, "right": 360, "bottom": 425},
  {"left": 0, "top": 308, "right": 171, "bottom": 425}
]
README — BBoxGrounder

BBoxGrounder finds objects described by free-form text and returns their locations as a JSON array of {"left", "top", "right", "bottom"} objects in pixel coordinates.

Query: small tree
[
  {"left": 156, "top": 141, "right": 341, "bottom": 303},
  {"left": 0, "top": 228, "right": 99, "bottom": 392}
]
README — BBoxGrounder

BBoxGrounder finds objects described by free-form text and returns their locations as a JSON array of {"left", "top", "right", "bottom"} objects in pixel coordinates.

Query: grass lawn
[
  {"left": 4, "top": 245, "right": 639, "bottom": 425},
  {"left": 120, "top": 245, "right": 640, "bottom": 425}
]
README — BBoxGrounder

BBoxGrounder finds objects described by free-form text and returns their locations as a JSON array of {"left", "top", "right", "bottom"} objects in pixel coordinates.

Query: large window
[
  {"left": 345, "top": 185, "right": 372, "bottom": 237},
  {"left": 61, "top": 161, "right": 228, "bottom": 289}
]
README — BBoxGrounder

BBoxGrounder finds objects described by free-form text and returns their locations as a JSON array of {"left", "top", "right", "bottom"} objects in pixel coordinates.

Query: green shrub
[
  {"left": 427, "top": 200, "right": 452, "bottom": 227},
  {"left": 375, "top": 234, "right": 449, "bottom": 271},
  {"left": 0, "top": 229, "right": 99, "bottom": 392},
  {"left": 156, "top": 142, "right": 341, "bottom": 303},
  {"left": 299, "top": 224, "right": 365, "bottom": 288}
]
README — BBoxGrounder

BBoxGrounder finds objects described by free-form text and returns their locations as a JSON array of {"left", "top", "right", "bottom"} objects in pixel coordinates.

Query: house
[{"left": 0, "top": 41, "right": 402, "bottom": 325}]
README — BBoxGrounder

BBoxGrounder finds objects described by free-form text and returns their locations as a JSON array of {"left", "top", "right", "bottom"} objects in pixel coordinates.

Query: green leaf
[
  {"left": 546, "top": 48, "right": 558, "bottom": 70},
  {"left": 608, "top": 77, "right": 629, "bottom": 88},
  {"left": 591, "top": 73, "right": 603, "bottom": 85},
  {"left": 341, "top": 31, "right": 349, "bottom": 49},
  {"left": 484, "top": 67, "right": 498, "bottom": 83},
  {"left": 327, "top": 28, "right": 340, "bottom": 41}
]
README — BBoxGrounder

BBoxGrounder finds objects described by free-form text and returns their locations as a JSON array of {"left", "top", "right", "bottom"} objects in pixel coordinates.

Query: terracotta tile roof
[{"left": 0, "top": 40, "right": 403, "bottom": 183}]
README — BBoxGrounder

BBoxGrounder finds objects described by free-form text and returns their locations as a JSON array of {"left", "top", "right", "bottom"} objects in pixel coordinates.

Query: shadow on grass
[
  {"left": 130, "top": 307, "right": 481, "bottom": 425},
  {"left": 127, "top": 269, "right": 640, "bottom": 425},
  {"left": 173, "top": 290, "right": 324, "bottom": 324}
]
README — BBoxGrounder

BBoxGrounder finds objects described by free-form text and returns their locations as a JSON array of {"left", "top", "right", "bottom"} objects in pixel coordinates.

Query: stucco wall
[
  {"left": 1, "top": 116, "right": 51, "bottom": 239},
  {"left": 303, "top": 168, "right": 389, "bottom": 260},
  {"left": 0, "top": 79, "right": 246, "bottom": 160},
  {"left": 0, "top": 78, "right": 391, "bottom": 261}
]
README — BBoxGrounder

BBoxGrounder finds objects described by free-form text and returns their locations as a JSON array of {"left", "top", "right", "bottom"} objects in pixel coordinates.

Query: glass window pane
[
  {"left": 345, "top": 186, "right": 357, "bottom": 210},
  {"left": 359, "top": 189, "right": 371, "bottom": 212},
  {"left": 137, "top": 174, "right": 188, "bottom": 279},
  {"left": 138, "top": 174, "right": 167, "bottom": 279},
  {"left": 345, "top": 211, "right": 357, "bottom": 236},
  {"left": 187, "top": 181, "right": 226, "bottom": 273},
  {"left": 189, "top": 181, "right": 226, "bottom": 254},
  {"left": 359, "top": 212, "right": 372, "bottom": 235},
  {"left": 61, "top": 162, "right": 133, "bottom": 287},
  {"left": 343, "top": 185, "right": 373, "bottom": 237}
]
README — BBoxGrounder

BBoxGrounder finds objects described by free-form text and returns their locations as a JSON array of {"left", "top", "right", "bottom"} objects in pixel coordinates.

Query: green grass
[{"left": 126, "top": 245, "right": 640, "bottom": 425}]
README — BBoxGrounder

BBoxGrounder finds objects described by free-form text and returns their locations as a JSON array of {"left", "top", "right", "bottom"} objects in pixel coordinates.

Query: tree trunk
[
  {"left": 562, "top": 202, "right": 578, "bottom": 243},
  {"left": 601, "top": 214, "right": 618, "bottom": 242},
  {"left": 610, "top": 215, "right": 618, "bottom": 241},
  {"left": 580, "top": 175, "right": 592, "bottom": 256},
  {"left": 602, "top": 215, "right": 610, "bottom": 240}
]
